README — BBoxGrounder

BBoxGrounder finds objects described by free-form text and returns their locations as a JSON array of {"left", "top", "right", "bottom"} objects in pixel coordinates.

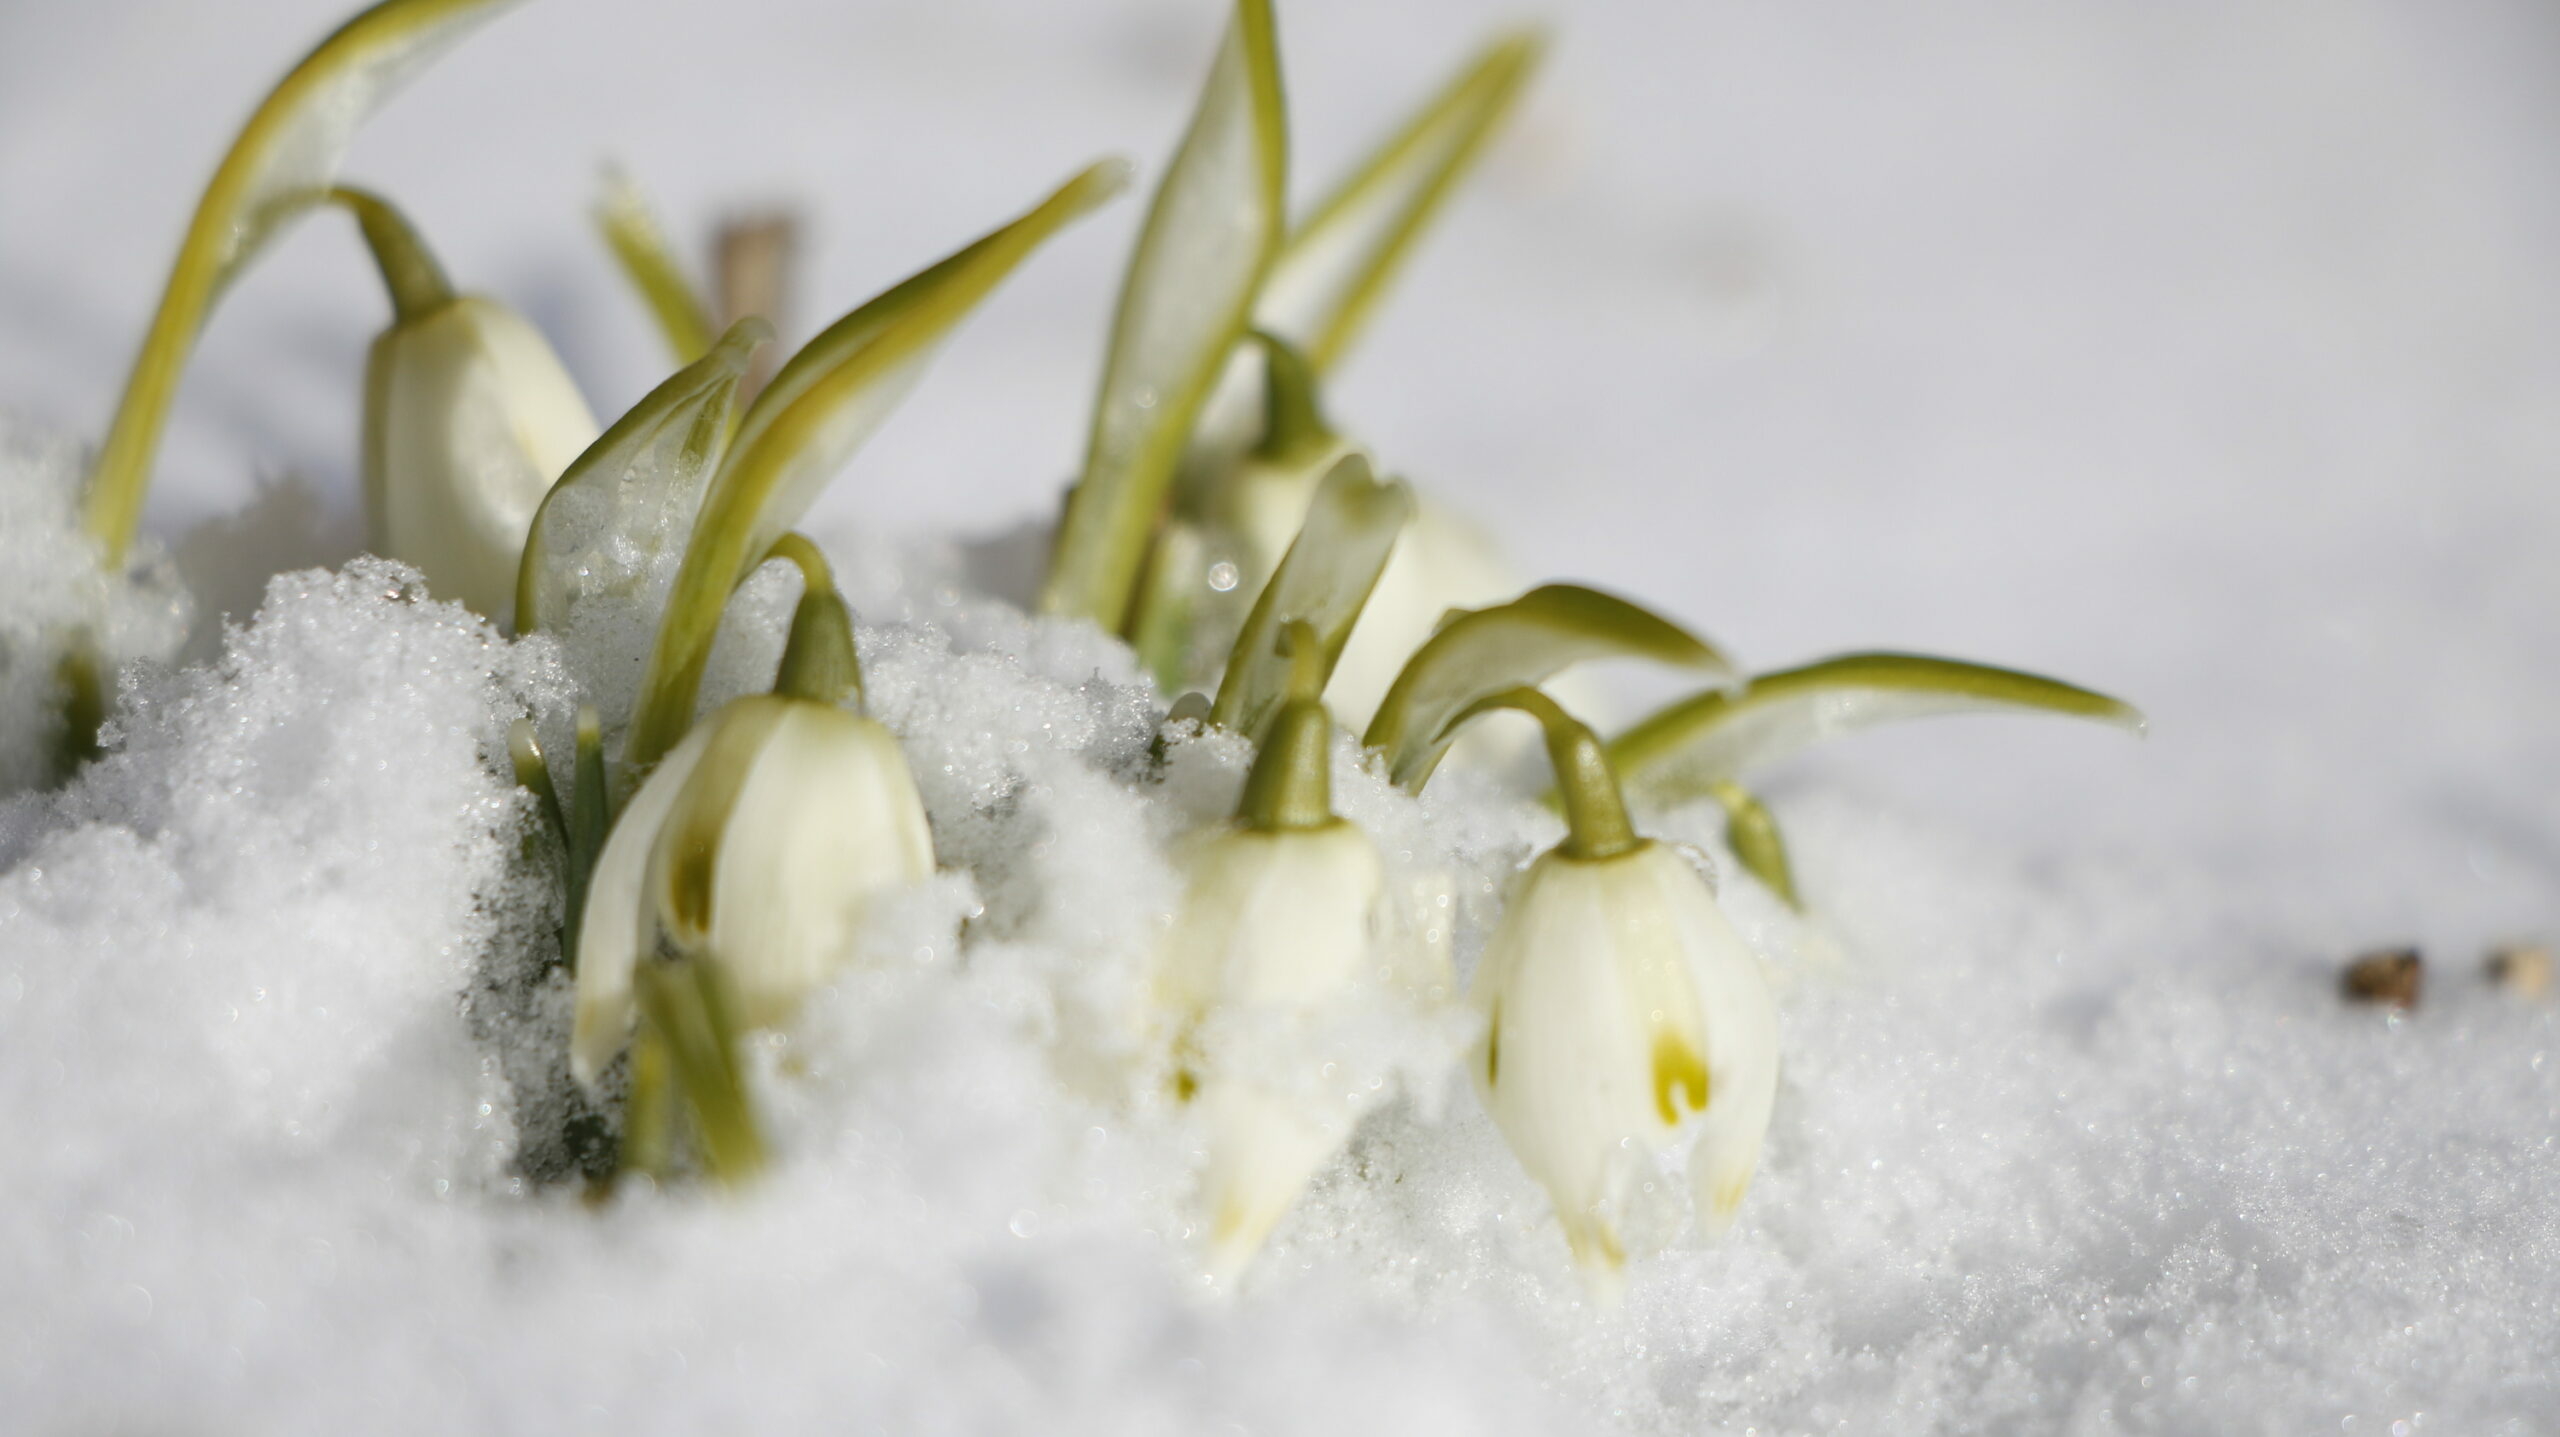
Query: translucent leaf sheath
[
  {"left": 1260, "top": 29, "right": 1543, "bottom": 370},
  {"left": 1608, "top": 652, "right": 2147, "bottom": 802},
  {"left": 1039, "top": 0, "right": 1288, "bottom": 631},
  {"left": 1211, "top": 454, "right": 1412, "bottom": 740},
  {"left": 625, "top": 162, "right": 1127, "bottom": 775},
  {"left": 82, "top": 0, "right": 521, "bottom": 563},
  {"left": 1364, "top": 585, "right": 1732, "bottom": 790},
  {"left": 515, "top": 318, "right": 769, "bottom": 634}
]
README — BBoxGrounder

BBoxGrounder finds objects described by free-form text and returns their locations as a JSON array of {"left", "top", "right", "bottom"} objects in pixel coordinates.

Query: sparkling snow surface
[{"left": 5, "top": 1, "right": 2560, "bottom": 1432}]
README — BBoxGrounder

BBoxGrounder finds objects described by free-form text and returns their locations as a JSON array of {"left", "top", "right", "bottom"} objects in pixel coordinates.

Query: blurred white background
[{"left": 5, "top": 0, "right": 2559, "bottom": 957}]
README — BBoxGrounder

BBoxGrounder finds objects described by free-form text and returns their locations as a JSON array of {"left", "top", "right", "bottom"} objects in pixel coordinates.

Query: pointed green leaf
[
  {"left": 1181, "top": 29, "right": 1542, "bottom": 473},
  {"left": 515, "top": 317, "right": 769, "bottom": 634},
  {"left": 632, "top": 957, "right": 765, "bottom": 1185},
  {"left": 1211, "top": 453, "right": 1412, "bottom": 740},
  {"left": 1707, "top": 781, "right": 1800, "bottom": 910},
  {"left": 1040, "top": 0, "right": 1288, "bottom": 631},
  {"left": 1609, "top": 652, "right": 2147, "bottom": 803},
  {"left": 626, "top": 161, "right": 1128, "bottom": 774},
  {"left": 595, "top": 166, "right": 717, "bottom": 364},
  {"left": 1364, "top": 584, "right": 1732, "bottom": 790},
  {"left": 1263, "top": 29, "right": 1543, "bottom": 371},
  {"left": 84, "top": 0, "right": 524, "bottom": 562}
]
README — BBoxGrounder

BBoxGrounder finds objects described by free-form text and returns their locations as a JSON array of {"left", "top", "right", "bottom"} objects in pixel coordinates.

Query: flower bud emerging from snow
[
  {"left": 1157, "top": 622, "right": 1390, "bottom": 1283},
  {"left": 339, "top": 188, "right": 598, "bottom": 623},
  {"left": 1216, "top": 335, "right": 1516, "bottom": 734},
  {"left": 572, "top": 689, "right": 935, "bottom": 1086},
  {"left": 1455, "top": 687, "right": 1779, "bottom": 1289}
]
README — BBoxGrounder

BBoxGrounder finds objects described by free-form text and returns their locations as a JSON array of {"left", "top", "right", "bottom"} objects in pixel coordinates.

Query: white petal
[
  {"left": 1158, "top": 822, "right": 1383, "bottom": 1021},
  {"left": 1327, "top": 493, "right": 1519, "bottom": 736},
  {"left": 1157, "top": 820, "right": 1385, "bottom": 1282},
  {"left": 367, "top": 297, "right": 598, "bottom": 620},
  {"left": 707, "top": 705, "right": 936, "bottom": 1026},
  {"left": 569, "top": 721, "right": 713, "bottom": 1087},
  {"left": 1198, "top": 1084, "right": 1342, "bottom": 1285},
  {"left": 1474, "top": 841, "right": 1779, "bottom": 1274}
]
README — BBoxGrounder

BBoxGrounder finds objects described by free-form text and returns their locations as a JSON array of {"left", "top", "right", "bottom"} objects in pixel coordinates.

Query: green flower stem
[
  {"left": 566, "top": 705, "right": 608, "bottom": 974},
  {"left": 1707, "top": 780, "right": 1800, "bottom": 910},
  {"left": 1234, "top": 621, "right": 1335, "bottom": 831},
  {"left": 50, "top": 651, "right": 107, "bottom": 782},
  {"left": 1128, "top": 520, "right": 1207, "bottom": 695},
  {"left": 632, "top": 956, "right": 765, "bottom": 1185},
  {"left": 1450, "top": 686, "right": 1637, "bottom": 860},
  {"left": 507, "top": 717, "right": 568, "bottom": 841},
  {"left": 595, "top": 166, "right": 716, "bottom": 364},
  {"left": 766, "top": 533, "right": 863, "bottom": 707},
  {"left": 620, "top": 1027, "right": 676, "bottom": 1180},
  {"left": 325, "top": 185, "right": 454, "bottom": 322}
]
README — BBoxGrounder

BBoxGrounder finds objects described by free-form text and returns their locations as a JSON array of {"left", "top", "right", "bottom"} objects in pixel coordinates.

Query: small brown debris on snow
[
  {"left": 2485, "top": 944, "right": 2552, "bottom": 1000},
  {"left": 2342, "top": 947, "right": 2423, "bottom": 1009}
]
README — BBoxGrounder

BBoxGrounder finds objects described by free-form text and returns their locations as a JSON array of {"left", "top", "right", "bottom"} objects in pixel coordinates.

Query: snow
[{"left": 4, "top": 0, "right": 2560, "bottom": 1432}]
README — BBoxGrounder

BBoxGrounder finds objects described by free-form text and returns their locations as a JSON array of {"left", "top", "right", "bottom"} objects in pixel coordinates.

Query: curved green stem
[
  {"left": 766, "top": 533, "right": 862, "bottom": 707},
  {"left": 325, "top": 185, "right": 454, "bottom": 322},
  {"left": 1235, "top": 620, "right": 1335, "bottom": 831},
  {"left": 1449, "top": 686, "right": 1638, "bottom": 860}
]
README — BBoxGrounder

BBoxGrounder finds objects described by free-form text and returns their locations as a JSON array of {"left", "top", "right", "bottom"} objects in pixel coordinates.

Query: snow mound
[{"left": 0, "top": 521, "right": 2552, "bottom": 1434}]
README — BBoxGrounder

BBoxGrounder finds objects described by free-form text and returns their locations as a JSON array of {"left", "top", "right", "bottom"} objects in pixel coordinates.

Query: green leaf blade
[
  {"left": 595, "top": 166, "right": 717, "bottom": 364},
  {"left": 1364, "top": 584, "right": 1733, "bottom": 790},
  {"left": 1260, "top": 28, "right": 1543, "bottom": 371},
  {"left": 1040, "top": 0, "right": 1289, "bottom": 631},
  {"left": 1609, "top": 652, "right": 2147, "bottom": 802},
  {"left": 624, "top": 161, "right": 1127, "bottom": 775},
  {"left": 515, "top": 316, "right": 769, "bottom": 637},
  {"left": 84, "top": 0, "right": 523, "bottom": 562},
  {"left": 1211, "top": 453, "right": 1413, "bottom": 740}
]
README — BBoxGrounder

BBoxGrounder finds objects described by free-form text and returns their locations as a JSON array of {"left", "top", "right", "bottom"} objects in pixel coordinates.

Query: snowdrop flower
[
  {"left": 571, "top": 539, "right": 933, "bottom": 1087},
  {"left": 1158, "top": 623, "right": 1388, "bottom": 1283},
  {"left": 1216, "top": 335, "right": 1514, "bottom": 733},
  {"left": 1460, "top": 687, "right": 1778, "bottom": 1290},
  {"left": 336, "top": 187, "right": 598, "bottom": 623}
]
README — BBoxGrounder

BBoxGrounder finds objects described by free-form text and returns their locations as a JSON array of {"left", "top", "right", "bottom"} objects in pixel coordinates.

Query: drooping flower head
[{"left": 1454, "top": 686, "right": 1779, "bottom": 1291}]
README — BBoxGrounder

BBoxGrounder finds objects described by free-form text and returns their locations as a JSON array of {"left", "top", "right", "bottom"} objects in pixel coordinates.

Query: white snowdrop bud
[
  {"left": 1159, "top": 622, "right": 1388, "bottom": 1283},
  {"left": 339, "top": 188, "right": 598, "bottom": 623},
  {"left": 572, "top": 692, "right": 935, "bottom": 1086},
  {"left": 1458, "top": 687, "right": 1779, "bottom": 1290},
  {"left": 1161, "top": 819, "right": 1385, "bottom": 1283},
  {"left": 1217, "top": 335, "right": 1516, "bottom": 735}
]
